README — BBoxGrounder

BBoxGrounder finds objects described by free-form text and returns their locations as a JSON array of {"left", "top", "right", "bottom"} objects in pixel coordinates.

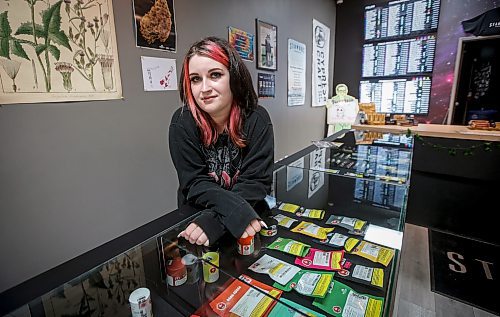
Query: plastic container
[{"left": 129, "top": 287, "right": 153, "bottom": 317}]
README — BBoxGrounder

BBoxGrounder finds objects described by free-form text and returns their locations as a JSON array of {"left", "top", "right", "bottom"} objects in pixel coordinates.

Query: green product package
[
  {"left": 273, "top": 270, "right": 334, "bottom": 298},
  {"left": 268, "top": 297, "right": 326, "bottom": 317},
  {"left": 313, "top": 280, "right": 384, "bottom": 317},
  {"left": 268, "top": 237, "right": 311, "bottom": 257}
]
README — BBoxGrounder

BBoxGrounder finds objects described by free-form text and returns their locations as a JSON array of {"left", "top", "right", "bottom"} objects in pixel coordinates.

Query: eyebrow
[{"left": 189, "top": 68, "right": 224, "bottom": 76}]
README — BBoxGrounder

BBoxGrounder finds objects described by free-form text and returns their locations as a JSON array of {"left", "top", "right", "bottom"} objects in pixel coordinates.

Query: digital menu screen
[
  {"left": 365, "top": 0, "right": 440, "bottom": 41},
  {"left": 359, "top": 77, "right": 432, "bottom": 114},
  {"left": 362, "top": 35, "right": 436, "bottom": 77}
]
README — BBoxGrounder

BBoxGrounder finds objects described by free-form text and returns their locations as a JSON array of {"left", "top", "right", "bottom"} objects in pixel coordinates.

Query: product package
[
  {"left": 349, "top": 241, "right": 395, "bottom": 266},
  {"left": 278, "top": 202, "right": 301, "bottom": 214},
  {"left": 268, "top": 297, "right": 326, "bottom": 317},
  {"left": 248, "top": 254, "right": 302, "bottom": 285},
  {"left": 273, "top": 214, "right": 299, "bottom": 228},
  {"left": 209, "top": 274, "right": 282, "bottom": 317},
  {"left": 291, "top": 221, "right": 335, "bottom": 240},
  {"left": 294, "top": 248, "right": 344, "bottom": 271},
  {"left": 273, "top": 270, "right": 334, "bottom": 298},
  {"left": 315, "top": 232, "right": 360, "bottom": 252},
  {"left": 313, "top": 280, "right": 384, "bottom": 317},
  {"left": 337, "top": 258, "right": 385, "bottom": 290},
  {"left": 268, "top": 237, "right": 311, "bottom": 257},
  {"left": 325, "top": 215, "right": 368, "bottom": 236},
  {"left": 296, "top": 208, "right": 325, "bottom": 220}
]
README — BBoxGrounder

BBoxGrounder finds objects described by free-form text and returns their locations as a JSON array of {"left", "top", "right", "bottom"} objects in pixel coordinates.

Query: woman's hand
[
  {"left": 178, "top": 223, "right": 210, "bottom": 246},
  {"left": 240, "top": 219, "right": 267, "bottom": 239}
]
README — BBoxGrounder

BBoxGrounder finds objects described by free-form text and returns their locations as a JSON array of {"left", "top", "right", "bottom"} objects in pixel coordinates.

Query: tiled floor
[{"left": 393, "top": 224, "right": 497, "bottom": 317}]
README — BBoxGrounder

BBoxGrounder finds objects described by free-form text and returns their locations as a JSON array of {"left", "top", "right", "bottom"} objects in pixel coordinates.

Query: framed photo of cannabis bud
[{"left": 133, "top": 0, "right": 177, "bottom": 52}]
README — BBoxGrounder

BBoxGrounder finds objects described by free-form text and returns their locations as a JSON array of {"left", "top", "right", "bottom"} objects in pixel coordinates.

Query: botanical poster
[{"left": 0, "top": 0, "right": 122, "bottom": 104}]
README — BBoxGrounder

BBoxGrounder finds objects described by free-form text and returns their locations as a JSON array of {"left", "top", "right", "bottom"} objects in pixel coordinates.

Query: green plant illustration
[
  {"left": 0, "top": 1, "right": 72, "bottom": 92},
  {"left": 65, "top": 0, "right": 111, "bottom": 91}
]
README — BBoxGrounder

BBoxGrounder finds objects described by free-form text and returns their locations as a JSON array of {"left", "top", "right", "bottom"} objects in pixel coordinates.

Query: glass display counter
[{"left": 3, "top": 130, "right": 413, "bottom": 317}]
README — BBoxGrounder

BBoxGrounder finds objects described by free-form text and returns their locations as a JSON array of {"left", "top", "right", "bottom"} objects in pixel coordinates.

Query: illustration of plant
[
  {"left": 97, "top": 53, "right": 113, "bottom": 90},
  {"left": 65, "top": 0, "right": 111, "bottom": 91},
  {"left": 55, "top": 61, "right": 73, "bottom": 91},
  {"left": 4, "top": 0, "right": 73, "bottom": 92},
  {"left": 0, "top": 57, "right": 21, "bottom": 91}
]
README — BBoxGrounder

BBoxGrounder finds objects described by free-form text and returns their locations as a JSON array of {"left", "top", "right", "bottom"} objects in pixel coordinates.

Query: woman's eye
[
  {"left": 210, "top": 72, "right": 222, "bottom": 79},
  {"left": 190, "top": 76, "right": 201, "bottom": 83}
]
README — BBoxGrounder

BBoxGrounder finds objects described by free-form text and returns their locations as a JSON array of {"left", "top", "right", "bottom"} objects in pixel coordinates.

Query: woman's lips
[{"left": 202, "top": 96, "right": 216, "bottom": 101}]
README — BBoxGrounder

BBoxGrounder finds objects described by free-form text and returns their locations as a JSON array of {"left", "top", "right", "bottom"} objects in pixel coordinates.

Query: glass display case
[{"left": 3, "top": 130, "right": 413, "bottom": 317}]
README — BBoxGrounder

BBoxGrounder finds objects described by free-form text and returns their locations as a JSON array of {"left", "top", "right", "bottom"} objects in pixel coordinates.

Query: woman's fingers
[
  {"left": 196, "top": 232, "right": 209, "bottom": 245},
  {"left": 250, "top": 219, "right": 261, "bottom": 233}
]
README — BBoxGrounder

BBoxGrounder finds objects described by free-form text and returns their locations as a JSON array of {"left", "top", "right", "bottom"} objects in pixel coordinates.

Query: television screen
[
  {"left": 359, "top": 76, "right": 432, "bottom": 114},
  {"left": 365, "top": 0, "right": 440, "bottom": 41},
  {"left": 362, "top": 35, "right": 436, "bottom": 77}
]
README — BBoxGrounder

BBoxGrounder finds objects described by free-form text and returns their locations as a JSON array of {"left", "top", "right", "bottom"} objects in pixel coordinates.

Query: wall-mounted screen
[
  {"left": 359, "top": 77, "right": 432, "bottom": 114},
  {"left": 365, "top": 0, "right": 440, "bottom": 41},
  {"left": 362, "top": 35, "right": 436, "bottom": 77}
]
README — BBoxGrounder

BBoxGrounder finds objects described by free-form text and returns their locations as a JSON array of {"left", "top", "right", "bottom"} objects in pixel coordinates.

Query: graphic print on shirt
[{"left": 202, "top": 135, "right": 242, "bottom": 189}]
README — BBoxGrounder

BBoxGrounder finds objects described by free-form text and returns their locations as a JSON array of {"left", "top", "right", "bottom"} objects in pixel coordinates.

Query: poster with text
[
  {"left": 228, "top": 26, "right": 254, "bottom": 61},
  {"left": 312, "top": 19, "right": 330, "bottom": 107},
  {"left": 258, "top": 73, "right": 275, "bottom": 98},
  {"left": 133, "top": 0, "right": 177, "bottom": 52},
  {"left": 287, "top": 39, "right": 306, "bottom": 106},
  {"left": 141, "top": 56, "right": 177, "bottom": 91},
  {"left": 0, "top": 0, "right": 122, "bottom": 104}
]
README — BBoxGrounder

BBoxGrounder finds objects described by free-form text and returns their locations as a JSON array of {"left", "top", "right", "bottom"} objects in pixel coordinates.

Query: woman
[{"left": 169, "top": 37, "right": 274, "bottom": 246}]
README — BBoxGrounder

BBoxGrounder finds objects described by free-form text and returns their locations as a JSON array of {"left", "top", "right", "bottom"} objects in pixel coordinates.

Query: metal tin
[{"left": 202, "top": 250, "right": 219, "bottom": 283}]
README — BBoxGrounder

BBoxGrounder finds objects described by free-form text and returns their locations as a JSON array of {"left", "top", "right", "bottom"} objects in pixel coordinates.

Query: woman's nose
[{"left": 201, "top": 78, "right": 212, "bottom": 92}]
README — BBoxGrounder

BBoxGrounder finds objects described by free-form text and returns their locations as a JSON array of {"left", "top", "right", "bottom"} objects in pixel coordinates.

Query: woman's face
[{"left": 188, "top": 54, "right": 233, "bottom": 120}]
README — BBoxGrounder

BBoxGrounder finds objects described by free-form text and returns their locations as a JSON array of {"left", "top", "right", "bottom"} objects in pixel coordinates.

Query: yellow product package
[
  {"left": 291, "top": 221, "right": 335, "bottom": 240},
  {"left": 278, "top": 202, "right": 301, "bottom": 213},
  {"left": 297, "top": 208, "right": 325, "bottom": 220},
  {"left": 349, "top": 241, "right": 395, "bottom": 266}
]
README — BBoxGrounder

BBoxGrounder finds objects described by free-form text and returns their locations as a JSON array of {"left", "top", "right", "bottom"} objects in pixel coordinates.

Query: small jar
[
  {"left": 237, "top": 236, "right": 255, "bottom": 255},
  {"left": 166, "top": 257, "right": 187, "bottom": 286}
]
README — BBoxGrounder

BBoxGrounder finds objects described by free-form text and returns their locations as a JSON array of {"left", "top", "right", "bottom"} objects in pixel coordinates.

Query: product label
[
  {"left": 274, "top": 270, "right": 334, "bottom": 299},
  {"left": 329, "top": 233, "right": 349, "bottom": 246},
  {"left": 249, "top": 254, "right": 301, "bottom": 285},
  {"left": 202, "top": 251, "right": 219, "bottom": 283},
  {"left": 210, "top": 275, "right": 282, "bottom": 317},
  {"left": 273, "top": 214, "right": 298, "bottom": 228},
  {"left": 350, "top": 241, "right": 395, "bottom": 266},
  {"left": 299, "top": 209, "right": 325, "bottom": 220},
  {"left": 352, "top": 265, "right": 373, "bottom": 282},
  {"left": 268, "top": 237, "right": 310, "bottom": 257},
  {"left": 344, "top": 291, "right": 369, "bottom": 316},
  {"left": 291, "top": 221, "right": 334, "bottom": 240},
  {"left": 279, "top": 203, "right": 300, "bottom": 213},
  {"left": 340, "top": 217, "right": 357, "bottom": 227},
  {"left": 295, "top": 248, "right": 344, "bottom": 271}
]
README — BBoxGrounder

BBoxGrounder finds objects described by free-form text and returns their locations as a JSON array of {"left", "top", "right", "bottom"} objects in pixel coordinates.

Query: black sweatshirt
[{"left": 169, "top": 105, "right": 274, "bottom": 243}]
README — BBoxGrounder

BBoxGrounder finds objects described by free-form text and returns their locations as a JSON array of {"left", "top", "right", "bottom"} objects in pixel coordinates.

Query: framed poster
[
  {"left": 256, "top": 19, "right": 277, "bottom": 71},
  {"left": 133, "top": 0, "right": 177, "bottom": 52},
  {"left": 0, "top": 0, "right": 122, "bottom": 104},
  {"left": 228, "top": 26, "right": 254, "bottom": 61}
]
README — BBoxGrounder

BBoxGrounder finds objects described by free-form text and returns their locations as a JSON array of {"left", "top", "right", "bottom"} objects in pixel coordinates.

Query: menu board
[
  {"left": 361, "top": 0, "right": 439, "bottom": 115},
  {"left": 365, "top": 0, "right": 440, "bottom": 41},
  {"left": 362, "top": 35, "right": 436, "bottom": 77},
  {"left": 359, "top": 77, "right": 432, "bottom": 114}
]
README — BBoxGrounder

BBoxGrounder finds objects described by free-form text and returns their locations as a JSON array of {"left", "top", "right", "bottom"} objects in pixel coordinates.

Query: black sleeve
[
  {"left": 231, "top": 108, "right": 274, "bottom": 210},
  {"left": 169, "top": 118, "right": 260, "bottom": 239},
  {"left": 191, "top": 210, "right": 226, "bottom": 245}
]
